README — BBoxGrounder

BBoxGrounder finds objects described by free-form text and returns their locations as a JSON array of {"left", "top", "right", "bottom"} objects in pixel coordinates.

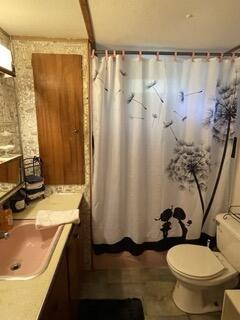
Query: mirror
[
  {"left": 0, "top": 77, "right": 21, "bottom": 157},
  {"left": 0, "top": 155, "right": 23, "bottom": 199},
  {"left": 0, "top": 58, "right": 22, "bottom": 200}
]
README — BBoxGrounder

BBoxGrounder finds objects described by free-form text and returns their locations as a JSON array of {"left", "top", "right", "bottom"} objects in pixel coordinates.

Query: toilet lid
[{"left": 167, "top": 244, "right": 225, "bottom": 279}]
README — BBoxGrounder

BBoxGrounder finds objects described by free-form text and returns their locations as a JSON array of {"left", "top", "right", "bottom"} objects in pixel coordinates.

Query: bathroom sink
[{"left": 0, "top": 220, "right": 63, "bottom": 280}]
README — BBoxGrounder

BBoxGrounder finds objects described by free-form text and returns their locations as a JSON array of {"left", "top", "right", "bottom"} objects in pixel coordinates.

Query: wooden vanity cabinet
[
  {"left": 39, "top": 222, "right": 83, "bottom": 319},
  {"left": 66, "top": 223, "right": 83, "bottom": 299},
  {"left": 39, "top": 251, "right": 70, "bottom": 320}
]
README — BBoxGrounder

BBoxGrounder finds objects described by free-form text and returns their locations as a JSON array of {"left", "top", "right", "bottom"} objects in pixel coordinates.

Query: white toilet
[{"left": 166, "top": 213, "right": 240, "bottom": 314}]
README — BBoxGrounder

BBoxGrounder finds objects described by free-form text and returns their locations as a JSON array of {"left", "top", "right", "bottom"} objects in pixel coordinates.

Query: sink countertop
[
  {"left": 0, "top": 192, "right": 82, "bottom": 320},
  {"left": 13, "top": 192, "right": 82, "bottom": 220}
]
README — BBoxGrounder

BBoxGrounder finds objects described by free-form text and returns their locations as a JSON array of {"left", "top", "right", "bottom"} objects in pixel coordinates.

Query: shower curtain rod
[{"left": 93, "top": 49, "right": 240, "bottom": 57}]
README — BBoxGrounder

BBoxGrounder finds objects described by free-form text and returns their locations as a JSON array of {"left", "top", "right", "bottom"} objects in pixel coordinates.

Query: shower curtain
[{"left": 92, "top": 54, "right": 240, "bottom": 255}]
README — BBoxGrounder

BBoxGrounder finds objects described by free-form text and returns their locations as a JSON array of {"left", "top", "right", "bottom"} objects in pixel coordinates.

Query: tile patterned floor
[
  {"left": 93, "top": 251, "right": 168, "bottom": 269},
  {"left": 78, "top": 267, "right": 221, "bottom": 320}
]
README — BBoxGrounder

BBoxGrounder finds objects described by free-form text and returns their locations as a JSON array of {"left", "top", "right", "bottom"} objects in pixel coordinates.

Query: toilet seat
[{"left": 167, "top": 244, "right": 225, "bottom": 280}]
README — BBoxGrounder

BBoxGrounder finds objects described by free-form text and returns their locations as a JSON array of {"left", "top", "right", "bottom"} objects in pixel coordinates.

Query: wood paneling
[
  {"left": 67, "top": 223, "right": 82, "bottom": 299},
  {"left": 32, "top": 53, "right": 85, "bottom": 185},
  {"left": 0, "top": 27, "right": 10, "bottom": 38},
  {"left": 79, "top": 0, "right": 95, "bottom": 47},
  {"left": 39, "top": 252, "right": 70, "bottom": 320}
]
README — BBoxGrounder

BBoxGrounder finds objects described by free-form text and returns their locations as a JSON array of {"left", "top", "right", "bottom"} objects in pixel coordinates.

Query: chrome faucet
[{"left": 0, "top": 231, "right": 10, "bottom": 240}]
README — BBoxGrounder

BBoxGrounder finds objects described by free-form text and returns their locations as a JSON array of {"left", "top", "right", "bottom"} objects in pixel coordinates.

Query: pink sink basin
[{"left": 0, "top": 220, "right": 63, "bottom": 280}]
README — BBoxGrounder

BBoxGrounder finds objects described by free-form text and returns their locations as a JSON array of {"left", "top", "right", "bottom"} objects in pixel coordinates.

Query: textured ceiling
[
  {"left": 89, "top": 0, "right": 240, "bottom": 51},
  {"left": 0, "top": 0, "right": 87, "bottom": 39},
  {"left": 0, "top": 0, "right": 239, "bottom": 51}
]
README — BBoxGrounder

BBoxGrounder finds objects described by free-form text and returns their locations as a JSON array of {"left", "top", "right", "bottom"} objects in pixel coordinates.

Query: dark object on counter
[
  {"left": 72, "top": 298, "right": 145, "bottom": 320},
  {"left": 9, "top": 189, "right": 27, "bottom": 212}
]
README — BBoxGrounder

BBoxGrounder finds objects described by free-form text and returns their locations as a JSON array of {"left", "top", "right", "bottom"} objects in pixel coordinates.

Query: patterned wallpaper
[
  {"left": 0, "top": 31, "right": 21, "bottom": 155},
  {"left": 11, "top": 39, "right": 90, "bottom": 201},
  {"left": 11, "top": 38, "right": 92, "bottom": 269}
]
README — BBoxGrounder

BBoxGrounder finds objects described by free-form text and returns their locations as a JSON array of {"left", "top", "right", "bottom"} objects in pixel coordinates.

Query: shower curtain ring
[
  {"left": 206, "top": 52, "right": 210, "bottom": 62},
  {"left": 122, "top": 50, "right": 125, "bottom": 60},
  {"left": 219, "top": 52, "right": 224, "bottom": 62},
  {"left": 113, "top": 50, "right": 116, "bottom": 60},
  {"left": 105, "top": 50, "right": 109, "bottom": 60},
  {"left": 156, "top": 51, "right": 160, "bottom": 61},
  {"left": 231, "top": 52, "right": 236, "bottom": 63},
  {"left": 139, "top": 50, "right": 142, "bottom": 61},
  {"left": 174, "top": 51, "right": 177, "bottom": 62},
  {"left": 91, "top": 49, "right": 95, "bottom": 59},
  {"left": 191, "top": 51, "right": 195, "bottom": 62}
]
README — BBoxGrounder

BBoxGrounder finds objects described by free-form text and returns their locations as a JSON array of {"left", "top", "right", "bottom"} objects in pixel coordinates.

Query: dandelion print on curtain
[{"left": 92, "top": 55, "right": 240, "bottom": 255}]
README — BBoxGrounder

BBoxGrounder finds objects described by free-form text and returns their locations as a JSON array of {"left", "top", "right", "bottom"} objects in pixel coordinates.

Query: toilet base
[{"left": 173, "top": 278, "right": 238, "bottom": 314}]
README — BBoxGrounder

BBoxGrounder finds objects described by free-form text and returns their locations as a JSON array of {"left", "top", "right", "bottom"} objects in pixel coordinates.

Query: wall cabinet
[{"left": 0, "top": 157, "right": 20, "bottom": 184}]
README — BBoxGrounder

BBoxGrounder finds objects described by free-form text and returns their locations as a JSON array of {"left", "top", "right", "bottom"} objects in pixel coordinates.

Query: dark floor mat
[{"left": 72, "top": 298, "right": 145, "bottom": 320}]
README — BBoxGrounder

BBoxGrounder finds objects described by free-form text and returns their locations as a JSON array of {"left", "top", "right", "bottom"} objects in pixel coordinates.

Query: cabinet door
[
  {"left": 39, "top": 251, "right": 70, "bottom": 320},
  {"left": 32, "top": 53, "right": 85, "bottom": 185},
  {"left": 67, "top": 224, "right": 83, "bottom": 299}
]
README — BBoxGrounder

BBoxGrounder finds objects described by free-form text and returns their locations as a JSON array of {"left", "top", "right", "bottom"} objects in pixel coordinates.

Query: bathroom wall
[
  {"left": 11, "top": 37, "right": 92, "bottom": 269},
  {"left": 11, "top": 38, "right": 90, "bottom": 196},
  {"left": 0, "top": 30, "right": 21, "bottom": 154}
]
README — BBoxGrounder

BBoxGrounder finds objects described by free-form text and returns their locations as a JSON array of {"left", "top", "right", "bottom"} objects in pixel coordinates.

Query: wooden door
[{"left": 32, "top": 53, "right": 85, "bottom": 185}]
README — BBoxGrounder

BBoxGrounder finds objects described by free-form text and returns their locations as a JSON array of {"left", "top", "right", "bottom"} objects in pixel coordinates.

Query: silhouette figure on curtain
[{"left": 155, "top": 206, "right": 192, "bottom": 240}]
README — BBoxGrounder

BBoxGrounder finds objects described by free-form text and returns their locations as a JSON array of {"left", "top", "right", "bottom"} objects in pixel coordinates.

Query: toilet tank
[{"left": 216, "top": 213, "right": 240, "bottom": 271}]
